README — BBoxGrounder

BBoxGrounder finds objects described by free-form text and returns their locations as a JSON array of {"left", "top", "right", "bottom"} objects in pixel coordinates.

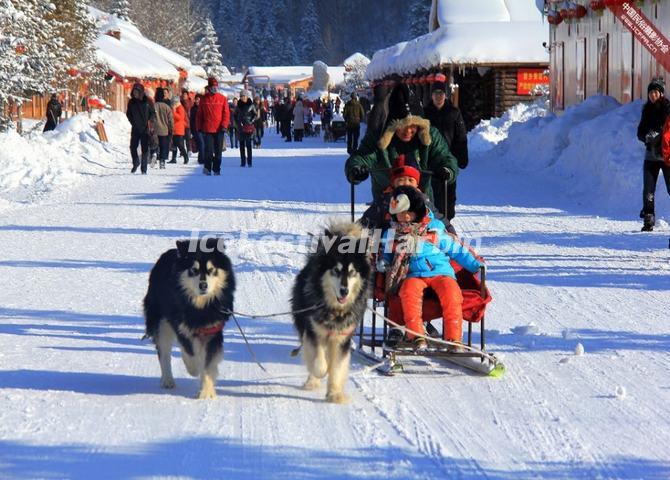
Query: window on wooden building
[
  {"left": 576, "top": 38, "right": 587, "bottom": 103},
  {"left": 553, "top": 42, "right": 564, "bottom": 110},
  {"left": 597, "top": 35, "right": 609, "bottom": 96}
]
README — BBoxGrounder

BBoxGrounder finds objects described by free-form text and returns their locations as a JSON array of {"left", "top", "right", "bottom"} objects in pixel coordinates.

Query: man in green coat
[{"left": 345, "top": 84, "right": 458, "bottom": 212}]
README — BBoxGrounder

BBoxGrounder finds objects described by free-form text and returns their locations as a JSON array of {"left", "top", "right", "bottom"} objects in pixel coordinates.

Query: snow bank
[
  {"left": 469, "top": 100, "right": 550, "bottom": 153},
  {"left": 0, "top": 110, "right": 128, "bottom": 204},
  {"left": 473, "top": 96, "right": 670, "bottom": 216}
]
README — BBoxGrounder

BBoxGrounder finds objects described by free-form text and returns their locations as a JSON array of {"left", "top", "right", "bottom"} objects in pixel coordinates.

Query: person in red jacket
[
  {"left": 663, "top": 116, "right": 670, "bottom": 167},
  {"left": 196, "top": 77, "right": 230, "bottom": 175},
  {"left": 170, "top": 97, "right": 189, "bottom": 164}
]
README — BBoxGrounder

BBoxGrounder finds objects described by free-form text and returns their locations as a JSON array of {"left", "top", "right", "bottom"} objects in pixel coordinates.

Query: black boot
[{"left": 642, "top": 214, "right": 655, "bottom": 232}]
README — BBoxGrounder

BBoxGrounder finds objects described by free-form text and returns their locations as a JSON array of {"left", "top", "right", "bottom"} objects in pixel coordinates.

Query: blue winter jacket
[{"left": 382, "top": 211, "right": 482, "bottom": 279}]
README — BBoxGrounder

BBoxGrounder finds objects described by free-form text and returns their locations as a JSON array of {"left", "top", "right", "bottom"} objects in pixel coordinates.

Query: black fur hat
[
  {"left": 648, "top": 79, "right": 665, "bottom": 95},
  {"left": 378, "top": 84, "right": 431, "bottom": 150},
  {"left": 431, "top": 73, "right": 447, "bottom": 94},
  {"left": 389, "top": 185, "right": 427, "bottom": 222}
]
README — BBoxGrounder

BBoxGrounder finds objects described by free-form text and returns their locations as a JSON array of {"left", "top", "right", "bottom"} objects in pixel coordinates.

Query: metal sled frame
[
  {"left": 355, "top": 266, "right": 495, "bottom": 374},
  {"left": 350, "top": 179, "right": 499, "bottom": 375}
]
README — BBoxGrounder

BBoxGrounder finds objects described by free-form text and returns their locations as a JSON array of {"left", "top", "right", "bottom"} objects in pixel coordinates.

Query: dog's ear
[
  {"left": 205, "top": 237, "right": 223, "bottom": 252},
  {"left": 176, "top": 240, "right": 191, "bottom": 258}
]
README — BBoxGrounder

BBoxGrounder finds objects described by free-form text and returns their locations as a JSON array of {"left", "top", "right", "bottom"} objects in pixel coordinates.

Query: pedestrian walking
[
  {"left": 235, "top": 90, "right": 258, "bottom": 167},
  {"left": 196, "top": 77, "right": 230, "bottom": 175},
  {"left": 43, "top": 94, "right": 62, "bottom": 132},
  {"left": 343, "top": 92, "right": 365, "bottom": 154},
  {"left": 125, "top": 83, "right": 155, "bottom": 174}
]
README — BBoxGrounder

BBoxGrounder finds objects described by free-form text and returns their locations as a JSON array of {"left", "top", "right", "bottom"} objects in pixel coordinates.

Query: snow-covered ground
[{"left": 0, "top": 101, "right": 669, "bottom": 479}]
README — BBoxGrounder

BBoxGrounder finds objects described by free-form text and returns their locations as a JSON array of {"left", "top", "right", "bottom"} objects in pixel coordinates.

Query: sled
[
  {"left": 349, "top": 179, "right": 505, "bottom": 377},
  {"left": 329, "top": 120, "right": 347, "bottom": 142},
  {"left": 94, "top": 120, "right": 108, "bottom": 142}
]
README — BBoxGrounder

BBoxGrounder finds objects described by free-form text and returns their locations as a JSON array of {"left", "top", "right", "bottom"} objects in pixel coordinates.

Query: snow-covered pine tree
[
  {"left": 195, "top": 18, "right": 228, "bottom": 78},
  {"left": 343, "top": 56, "right": 369, "bottom": 95},
  {"left": 110, "top": 0, "right": 132, "bottom": 22},
  {"left": 215, "top": 0, "right": 237, "bottom": 66},
  {"left": 47, "top": 0, "right": 101, "bottom": 84},
  {"left": 301, "top": 0, "right": 323, "bottom": 63},
  {"left": 408, "top": 0, "right": 431, "bottom": 39},
  {"left": 0, "top": 0, "right": 60, "bottom": 128}
]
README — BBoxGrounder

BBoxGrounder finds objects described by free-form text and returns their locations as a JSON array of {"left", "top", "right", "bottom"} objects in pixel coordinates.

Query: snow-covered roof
[
  {"left": 219, "top": 73, "right": 245, "bottom": 84},
  {"left": 90, "top": 7, "right": 192, "bottom": 81},
  {"left": 247, "top": 66, "right": 314, "bottom": 85},
  {"left": 367, "top": 0, "right": 548, "bottom": 80}
]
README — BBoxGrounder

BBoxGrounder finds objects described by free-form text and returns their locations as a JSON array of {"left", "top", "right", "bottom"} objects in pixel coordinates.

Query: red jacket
[
  {"left": 173, "top": 104, "right": 187, "bottom": 136},
  {"left": 662, "top": 116, "right": 670, "bottom": 166},
  {"left": 196, "top": 92, "right": 230, "bottom": 133}
]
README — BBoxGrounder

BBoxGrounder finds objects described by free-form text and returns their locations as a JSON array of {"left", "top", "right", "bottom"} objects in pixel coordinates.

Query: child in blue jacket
[{"left": 382, "top": 186, "right": 481, "bottom": 350}]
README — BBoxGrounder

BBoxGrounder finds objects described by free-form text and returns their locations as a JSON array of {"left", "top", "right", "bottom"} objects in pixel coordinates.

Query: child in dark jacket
[{"left": 381, "top": 186, "right": 481, "bottom": 351}]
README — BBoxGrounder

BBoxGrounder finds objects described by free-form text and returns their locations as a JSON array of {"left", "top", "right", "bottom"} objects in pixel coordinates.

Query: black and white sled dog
[
  {"left": 292, "top": 222, "right": 371, "bottom": 403},
  {"left": 143, "top": 238, "right": 235, "bottom": 399}
]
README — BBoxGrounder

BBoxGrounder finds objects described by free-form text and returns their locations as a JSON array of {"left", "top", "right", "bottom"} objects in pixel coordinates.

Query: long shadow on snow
[
  {"left": 0, "top": 224, "right": 304, "bottom": 243},
  {"left": 0, "top": 437, "right": 666, "bottom": 480},
  {"left": 487, "top": 264, "right": 669, "bottom": 290},
  {"left": 128, "top": 147, "right": 364, "bottom": 205},
  {"left": 492, "top": 328, "right": 670, "bottom": 354},
  {"left": 0, "top": 308, "right": 140, "bottom": 328},
  {"left": 0, "top": 258, "right": 153, "bottom": 273}
]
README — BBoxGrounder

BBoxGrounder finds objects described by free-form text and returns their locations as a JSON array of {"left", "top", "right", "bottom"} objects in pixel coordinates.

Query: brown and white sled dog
[
  {"left": 143, "top": 238, "right": 235, "bottom": 399},
  {"left": 292, "top": 222, "right": 371, "bottom": 403}
]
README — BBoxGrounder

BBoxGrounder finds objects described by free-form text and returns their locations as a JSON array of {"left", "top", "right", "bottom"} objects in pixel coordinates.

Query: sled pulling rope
[{"left": 228, "top": 311, "right": 268, "bottom": 373}]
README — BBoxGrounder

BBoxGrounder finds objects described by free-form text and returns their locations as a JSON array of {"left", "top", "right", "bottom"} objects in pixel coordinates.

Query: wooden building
[
  {"left": 544, "top": 0, "right": 670, "bottom": 111},
  {"left": 366, "top": 0, "right": 549, "bottom": 129}
]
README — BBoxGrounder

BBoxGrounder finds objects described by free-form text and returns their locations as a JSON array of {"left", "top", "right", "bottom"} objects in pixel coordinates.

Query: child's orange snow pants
[{"left": 398, "top": 276, "right": 463, "bottom": 341}]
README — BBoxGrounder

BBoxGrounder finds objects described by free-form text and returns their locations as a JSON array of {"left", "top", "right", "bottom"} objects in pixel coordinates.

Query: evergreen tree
[
  {"left": 110, "top": 0, "right": 132, "bottom": 22},
  {"left": 195, "top": 18, "right": 228, "bottom": 78},
  {"left": 408, "top": 0, "right": 431, "bottom": 39},
  {"left": 216, "top": 0, "right": 237, "bottom": 66},
  {"left": 0, "top": 0, "right": 61, "bottom": 128},
  {"left": 47, "top": 0, "right": 100, "bottom": 83},
  {"left": 301, "top": 0, "right": 322, "bottom": 63}
]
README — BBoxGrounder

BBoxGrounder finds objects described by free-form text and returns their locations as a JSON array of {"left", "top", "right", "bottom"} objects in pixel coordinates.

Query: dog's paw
[
  {"left": 197, "top": 387, "right": 217, "bottom": 400},
  {"left": 160, "top": 377, "right": 176, "bottom": 389},
  {"left": 325, "top": 391, "right": 350, "bottom": 404},
  {"left": 302, "top": 377, "right": 321, "bottom": 390}
]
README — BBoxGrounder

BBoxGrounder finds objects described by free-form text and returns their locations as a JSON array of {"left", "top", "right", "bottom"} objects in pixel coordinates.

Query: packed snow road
[{"left": 0, "top": 126, "right": 668, "bottom": 479}]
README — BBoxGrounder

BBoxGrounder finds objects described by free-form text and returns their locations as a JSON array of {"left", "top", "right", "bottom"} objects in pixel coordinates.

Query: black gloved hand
[
  {"left": 348, "top": 165, "right": 369, "bottom": 184},
  {"left": 645, "top": 130, "right": 659, "bottom": 145},
  {"left": 435, "top": 167, "right": 453, "bottom": 182}
]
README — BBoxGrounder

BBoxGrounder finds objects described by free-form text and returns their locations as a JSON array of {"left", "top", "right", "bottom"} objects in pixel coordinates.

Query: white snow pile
[
  {"left": 472, "top": 95, "right": 670, "bottom": 216},
  {"left": 469, "top": 100, "right": 550, "bottom": 153},
  {"left": 0, "top": 110, "right": 128, "bottom": 203}
]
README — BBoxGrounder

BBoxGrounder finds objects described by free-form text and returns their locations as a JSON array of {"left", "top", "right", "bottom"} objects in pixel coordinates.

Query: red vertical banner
[{"left": 607, "top": 1, "right": 670, "bottom": 73}]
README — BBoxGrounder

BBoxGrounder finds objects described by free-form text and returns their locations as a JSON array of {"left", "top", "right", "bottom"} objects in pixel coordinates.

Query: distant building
[
  {"left": 366, "top": 0, "right": 549, "bottom": 129},
  {"left": 542, "top": 0, "right": 670, "bottom": 111}
]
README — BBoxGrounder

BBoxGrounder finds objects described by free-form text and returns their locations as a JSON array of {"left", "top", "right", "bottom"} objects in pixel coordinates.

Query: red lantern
[
  {"left": 590, "top": 0, "right": 606, "bottom": 10},
  {"left": 573, "top": 5, "right": 587, "bottom": 17},
  {"left": 559, "top": 5, "right": 570, "bottom": 19},
  {"left": 547, "top": 10, "right": 563, "bottom": 24}
]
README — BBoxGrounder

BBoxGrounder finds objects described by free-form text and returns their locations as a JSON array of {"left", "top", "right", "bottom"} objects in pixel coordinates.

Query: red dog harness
[{"left": 194, "top": 323, "right": 224, "bottom": 337}]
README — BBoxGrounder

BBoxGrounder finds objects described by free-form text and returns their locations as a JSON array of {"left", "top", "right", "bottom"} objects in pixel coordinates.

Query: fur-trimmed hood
[{"left": 377, "top": 114, "right": 432, "bottom": 150}]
